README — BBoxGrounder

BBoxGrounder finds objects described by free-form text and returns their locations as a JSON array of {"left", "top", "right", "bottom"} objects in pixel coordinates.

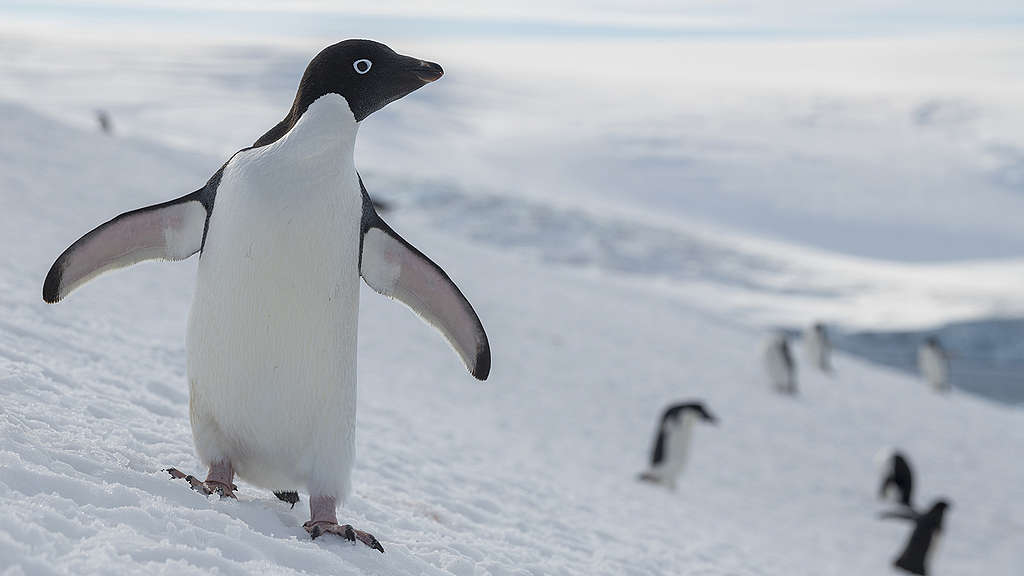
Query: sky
[{"left": 4, "top": 0, "right": 1024, "bottom": 39}]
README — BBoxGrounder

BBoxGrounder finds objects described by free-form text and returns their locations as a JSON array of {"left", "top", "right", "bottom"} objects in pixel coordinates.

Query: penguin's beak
[{"left": 411, "top": 59, "right": 444, "bottom": 84}]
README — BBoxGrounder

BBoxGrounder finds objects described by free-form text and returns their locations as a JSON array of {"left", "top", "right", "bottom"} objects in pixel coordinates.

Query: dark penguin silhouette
[
  {"left": 95, "top": 109, "right": 113, "bottom": 135},
  {"left": 638, "top": 402, "right": 717, "bottom": 490},
  {"left": 878, "top": 449, "right": 914, "bottom": 507},
  {"left": 764, "top": 333, "right": 797, "bottom": 394},
  {"left": 881, "top": 499, "right": 951, "bottom": 576},
  {"left": 804, "top": 321, "right": 832, "bottom": 373}
]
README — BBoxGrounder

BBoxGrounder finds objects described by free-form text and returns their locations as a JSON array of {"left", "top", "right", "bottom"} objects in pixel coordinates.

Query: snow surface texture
[{"left": 2, "top": 102, "right": 1023, "bottom": 575}]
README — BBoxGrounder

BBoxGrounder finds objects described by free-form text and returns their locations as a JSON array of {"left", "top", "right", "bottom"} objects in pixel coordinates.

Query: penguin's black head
[
  {"left": 664, "top": 402, "right": 718, "bottom": 425},
  {"left": 294, "top": 39, "right": 443, "bottom": 122},
  {"left": 694, "top": 404, "right": 718, "bottom": 424}
]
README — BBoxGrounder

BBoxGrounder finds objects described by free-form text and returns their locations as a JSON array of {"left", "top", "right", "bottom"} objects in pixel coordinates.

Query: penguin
[
  {"left": 876, "top": 448, "right": 914, "bottom": 508},
  {"left": 917, "top": 337, "right": 951, "bottom": 392},
  {"left": 763, "top": 333, "right": 797, "bottom": 394},
  {"left": 804, "top": 321, "right": 832, "bottom": 373},
  {"left": 95, "top": 109, "right": 113, "bottom": 135},
  {"left": 638, "top": 402, "right": 717, "bottom": 490},
  {"left": 881, "top": 499, "right": 951, "bottom": 576},
  {"left": 42, "top": 40, "right": 490, "bottom": 552}
]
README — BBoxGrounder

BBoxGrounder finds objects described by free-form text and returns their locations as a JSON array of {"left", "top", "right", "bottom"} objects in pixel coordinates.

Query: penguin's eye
[{"left": 353, "top": 59, "right": 372, "bottom": 74}]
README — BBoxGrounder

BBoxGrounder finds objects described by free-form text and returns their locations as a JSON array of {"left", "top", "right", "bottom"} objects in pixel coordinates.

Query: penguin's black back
[
  {"left": 881, "top": 451, "right": 914, "bottom": 507},
  {"left": 651, "top": 402, "right": 710, "bottom": 465},
  {"left": 780, "top": 339, "right": 794, "bottom": 369},
  {"left": 893, "top": 501, "right": 948, "bottom": 576}
]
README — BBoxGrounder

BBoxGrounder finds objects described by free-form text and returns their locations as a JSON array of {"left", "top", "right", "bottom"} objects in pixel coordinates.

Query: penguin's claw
[
  {"left": 303, "top": 521, "right": 385, "bottom": 553},
  {"left": 165, "top": 468, "right": 237, "bottom": 499}
]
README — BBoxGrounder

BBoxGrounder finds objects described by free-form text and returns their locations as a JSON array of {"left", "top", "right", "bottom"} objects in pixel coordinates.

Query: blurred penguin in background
[
  {"left": 95, "top": 109, "right": 113, "bottom": 135},
  {"left": 881, "top": 499, "right": 951, "bottom": 576},
  {"left": 804, "top": 322, "right": 832, "bottom": 373},
  {"left": 764, "top": 333, "right": 797, "bottom": 394},
  {"left": 876, "top": 448, "right": 914, "bottom": 508},
  {"left": 638, "top": 402, "right": 717, "bottom": 490},
  {"left": 917, "top": 337, "right": 951, "bottom": 392}
]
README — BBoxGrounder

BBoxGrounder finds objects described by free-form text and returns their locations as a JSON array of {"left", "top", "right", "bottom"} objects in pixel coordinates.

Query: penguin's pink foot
[
  {"left": 305, "top": 494, "right": 384, "bottom": 552},
  {"left": 303, "top": 520, "right": 384, "bottom": 552},
  {"left": 165, "top": 462, "right": 237, "bottom": 498}
]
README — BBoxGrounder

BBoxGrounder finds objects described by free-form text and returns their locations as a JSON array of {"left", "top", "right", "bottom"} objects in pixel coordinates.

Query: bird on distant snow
[
  {"left": 764, "top": 333, "right": 797, "bottom": 394},
  {"left": 804, "top": 322, "right": 832, "bottom": 373},
  {"left": 917, "top": 337, "right": 951, "bottom": 392},
  {"left": 638, "top": 401, "right": 717, "bottom": 490},
  {"left": 876, "top": 448, "right": 914, "bottom": 508},
  {"left": 880, "top": 499, "right": 951, "bottom": 576}
]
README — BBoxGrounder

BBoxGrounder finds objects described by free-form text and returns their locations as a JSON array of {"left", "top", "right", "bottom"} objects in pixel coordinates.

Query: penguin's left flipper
[
  {"left": 43, "top": 189, "right": 210, "bottom": 303},
  {"left": 358, "top": 180, "right": 490, "bottom": 380}
]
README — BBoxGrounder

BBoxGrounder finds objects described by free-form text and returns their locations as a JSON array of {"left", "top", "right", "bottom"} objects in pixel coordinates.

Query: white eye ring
[{"left": 353, "top": 59, "right": 372, "bottom": 74}]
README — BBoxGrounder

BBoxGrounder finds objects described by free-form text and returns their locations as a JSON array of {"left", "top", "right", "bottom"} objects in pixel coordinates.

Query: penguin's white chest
[
  {"left": 186, "top": 95, "right": 363, "bottom": 496},
  {"left": 919, "top": 347, "right": 949, "bottom": 390},
  {"left": 664, "top": 416, "right": 695, "bottom": 476}
]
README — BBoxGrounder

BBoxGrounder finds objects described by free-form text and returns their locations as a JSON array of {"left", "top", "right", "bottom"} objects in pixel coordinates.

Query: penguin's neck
[{"left": 275, "top": 93, "right": 359, "bottom": 165}]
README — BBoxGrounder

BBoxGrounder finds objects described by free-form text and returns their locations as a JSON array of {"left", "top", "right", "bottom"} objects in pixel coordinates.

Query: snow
[
  {"left": 3, "top": 28, "right": 1024, "bottom": 262},
  {"left": 1, "top": 99, "right": 1023, "bottom": 575}
]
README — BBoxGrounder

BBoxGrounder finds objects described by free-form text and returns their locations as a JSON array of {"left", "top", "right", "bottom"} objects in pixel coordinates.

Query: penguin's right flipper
[
  {"left": 43, "top": 190, "right": 209, "bottom": 303},
  {"left": 358, "top": 178, "right": 490, "bottom": 380}
]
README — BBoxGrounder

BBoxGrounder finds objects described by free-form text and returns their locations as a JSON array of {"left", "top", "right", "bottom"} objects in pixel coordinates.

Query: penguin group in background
[
  {"left": 763, "top": 333, "right": 797, "bottom": 394},
  {"left": 877, "top": 449, "right": 914, "bottom": 508},
  {"left": 917, "top": 337, "right": 951, "bottom": 392},
  {"left": 638, "top": 402, "right": 717, "bottom": 490},
  {"left": 43, "top": 40, "right": 491, "bottom": 551},
  {"left": 804, "top": 322, "right": 832, "bottom": 373},
  {"left": 881, "top": 499, "right": 951, "bottom": 576}
]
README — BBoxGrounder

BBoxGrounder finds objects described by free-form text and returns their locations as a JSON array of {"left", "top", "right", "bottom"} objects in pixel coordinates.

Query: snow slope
[
  {"left": 3, "top": 27, "right": 1024, "bottom": 262},
  {"left": 4, "top": 29, "right": 1024, "bottom": 332},
  {"left": 1, "top": 102, "right": 1022, "bottom": 575}
]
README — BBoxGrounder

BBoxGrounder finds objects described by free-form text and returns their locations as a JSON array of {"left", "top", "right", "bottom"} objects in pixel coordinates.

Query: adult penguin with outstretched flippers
[
  {"left": 881, "top": 499, "right": 951, "bottom": 576},
  {"left": 877, "top": 449, "right": 914, "bottom": 508},
  {"left": 42, "top": 40, "right": 490, "bottom": 552},
  {"left": 918, "top": 336, "right": 951, "bottom": 392},
  {"left": 638, "top": 402, "right": 717, "bottom": 490},
  {"left": 763, "top": 333, "right": 797, "bottom": 394},
  {"left": 804, "top": 321, "right": 832, "bottom": 373}
]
